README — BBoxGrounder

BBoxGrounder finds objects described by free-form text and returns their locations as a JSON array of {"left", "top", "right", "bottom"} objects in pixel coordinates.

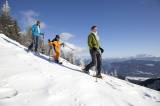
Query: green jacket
[{"left": 88, "top": 33, "right": 100, "bottom": 50}]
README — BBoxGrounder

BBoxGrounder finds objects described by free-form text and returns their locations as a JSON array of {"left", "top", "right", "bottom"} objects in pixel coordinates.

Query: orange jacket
[{"left": 52, "top": 41, "right": 62, "bottom": 53}]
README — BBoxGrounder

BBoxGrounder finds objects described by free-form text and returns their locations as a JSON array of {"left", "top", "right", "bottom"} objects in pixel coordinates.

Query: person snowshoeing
[
  {"left": 27, "top": 20, "right": 44, "bottom": 54},
  {"left": 51, "top": 35, "right": 64, "bottom": 64},
  {"left": 83, "top": 26, "right": 104, "bottom": 78}
]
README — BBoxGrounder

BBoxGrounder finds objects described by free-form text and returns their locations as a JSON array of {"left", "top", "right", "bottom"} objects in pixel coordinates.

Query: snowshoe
[
  {"left": 93, "top": 74, "right": 102, "bottom": 79},
  {"left": 82, "top": 69, "right": 90, "bottom": 74},
  {"left": 34, "top": 51, "right": 40, "bottom": 56},
  {"left": 55, "top": 60, "right": 63, "bottom": 65}
]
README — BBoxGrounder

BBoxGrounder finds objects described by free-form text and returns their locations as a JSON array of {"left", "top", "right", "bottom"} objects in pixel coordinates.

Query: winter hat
[{"left": 56, "top": 35, "right": 60, "bottom": 39}]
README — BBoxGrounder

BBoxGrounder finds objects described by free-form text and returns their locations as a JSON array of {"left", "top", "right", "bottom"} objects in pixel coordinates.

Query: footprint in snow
[
  {"left": 105, "top": 81, "right": 121, "bottom": 91},
  {"left": 142, "top": 92, "right": 155, "bottom": 100},
  {"left": 123, "top": 100, "right": 134, "bottom": 106}
]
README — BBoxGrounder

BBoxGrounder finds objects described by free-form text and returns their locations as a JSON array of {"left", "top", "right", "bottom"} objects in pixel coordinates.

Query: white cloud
[
  {"left": 64, "top": 43, "right": 84, "bottom": 53},
  {"left": 60, "top": 32, "right": 74, "bottom": 41},
  {"left": 60, "top": 32, "right": 88, "bottom": 57},
  {"left": 20, "top": 10, "right": 46, "bottom": 29},
  {"left": 62, "top": 42, "right": 88, "bottom": 57}
]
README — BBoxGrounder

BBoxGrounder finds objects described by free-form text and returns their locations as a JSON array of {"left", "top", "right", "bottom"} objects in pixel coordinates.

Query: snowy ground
[
  {"left": 0, "top": 34, "right": 160, "bottom": 106},
  {"left": 125, "top": 76, "right": 150, "bottom": 81}
]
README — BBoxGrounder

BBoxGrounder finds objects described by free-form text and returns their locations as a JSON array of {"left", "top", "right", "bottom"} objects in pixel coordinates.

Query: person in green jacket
[{"left": 83, "top": 26, "right": 104, "bottom": 78}]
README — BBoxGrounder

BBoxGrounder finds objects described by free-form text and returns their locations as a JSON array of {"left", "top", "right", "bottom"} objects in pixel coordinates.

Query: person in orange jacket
[{"left": 51, "top": 35, "right": 64, "bottom": 63}]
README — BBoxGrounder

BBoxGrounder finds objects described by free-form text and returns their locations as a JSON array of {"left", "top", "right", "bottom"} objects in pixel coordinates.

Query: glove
[
  {"left": 92, "top": 47, "right": 97, "bottom": 51},
  {"left": 61, "top": 43, "right": 65, "bottom": 47},
  {"left": 99, "top": 47, "right": 104, "bottom": 53}
]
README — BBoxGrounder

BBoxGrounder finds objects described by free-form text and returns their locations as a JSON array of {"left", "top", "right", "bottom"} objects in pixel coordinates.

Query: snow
[
  {"left": 126, "top": 76, "right": 150, "bottom": 81},
  {"left": 0, "top": 34, "right": 160, "bottom": 106},
  {"left": 0, "top": 88, "right": 17, "bottom": 99},
  {"left": 145, "top": 64, "right": 155, "bottom": 67},
  {"left": 137, "top": 71, "right": 154, "bottom": 75}
]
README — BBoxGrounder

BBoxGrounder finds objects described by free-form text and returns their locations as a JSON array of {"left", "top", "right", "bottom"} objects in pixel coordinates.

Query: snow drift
[{"left": 0, "top": 34, "right": 160, "bottom": 106}]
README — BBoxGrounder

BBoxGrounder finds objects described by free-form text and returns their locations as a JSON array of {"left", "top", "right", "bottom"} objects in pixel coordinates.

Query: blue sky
[{"left": 1, "top": 0, "right": 160, "bottom": 58}]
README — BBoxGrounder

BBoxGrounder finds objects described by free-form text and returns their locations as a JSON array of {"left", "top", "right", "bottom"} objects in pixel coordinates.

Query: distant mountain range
[
  {"left": 100, "top": 55, "right": 160, "bottom": 91},
  {"left": 102, "top": 55, "right": 160, "bottom": 78},
  {"left": 104, "top": 54, "right": 160, "bottom": 63}
]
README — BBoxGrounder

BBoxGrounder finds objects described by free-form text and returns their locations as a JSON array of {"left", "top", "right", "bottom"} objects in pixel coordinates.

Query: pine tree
[
  {"left": 19, "top": 27, "right": 32, "bottom": 46},
  {"left": 0, "top": 0, "right": 21, "bottom": 43}
]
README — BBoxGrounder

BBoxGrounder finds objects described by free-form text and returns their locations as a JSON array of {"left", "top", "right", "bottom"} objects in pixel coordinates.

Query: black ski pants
[
  {"left": 85, "top": 49, "right": 102, "bottom": 75},
  {"left": 28, "top": 36, "right": 39, "bottom": 52}
]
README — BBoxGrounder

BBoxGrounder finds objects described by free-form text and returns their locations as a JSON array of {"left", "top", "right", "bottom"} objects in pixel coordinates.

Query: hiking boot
[
  {"left": 55, "top": 60, "right": 59, "bottom": 63},
  {"left": 93, "top": 74, "right": 102, "bottom": 78},
  {"left": 55, "top": 60, "right": 62, "bottom": 64},
  {"left": 82, "top": 69, "right": 90, "bottom": 74},
  {"left": 26, "top": 49, "right": 30, "bottom": 53},
  {"left": 26, "top": 48, "right": 31, "bottom": 53},
  {"left": 35, "top": 51, "right": 40, "bottom": 55}
]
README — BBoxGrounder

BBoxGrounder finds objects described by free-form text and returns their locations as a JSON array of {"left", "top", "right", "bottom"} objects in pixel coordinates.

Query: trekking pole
[
  {"left": 48, "top": 39, "right": 51, "bottom": 60},
  {"left": 41, "top": 34, "right": 45, "bottom": 54},
  {"left": 94, "top": 66, "right": 98, "bottom": 82},
  {"left": 48, "top": 46, "right": 51, "bottom": 61}
]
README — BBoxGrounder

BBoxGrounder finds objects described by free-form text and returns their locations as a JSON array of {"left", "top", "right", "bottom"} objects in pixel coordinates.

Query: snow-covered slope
[{"left": 0, "top": 34, "right": 160, "bottom": 106}]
